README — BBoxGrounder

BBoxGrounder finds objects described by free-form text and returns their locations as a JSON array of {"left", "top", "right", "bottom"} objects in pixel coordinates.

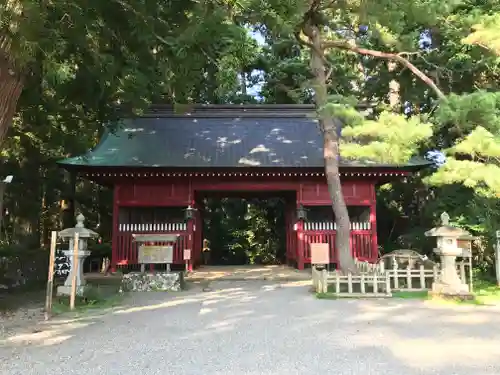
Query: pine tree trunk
[
  {"left": 307, "top": 23, "right": 357, "bottom": 273},
  {"left": 0, "top": 47, "right": 24, "bottom": 146}
]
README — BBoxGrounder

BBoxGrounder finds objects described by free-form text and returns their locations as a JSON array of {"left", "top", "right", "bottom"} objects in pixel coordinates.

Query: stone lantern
[
  {"left": 424, "top": 212, "right": 474, "bottom": 297},
  {"left": 57, "top": 214, "right": 99, "bottom": 296}
]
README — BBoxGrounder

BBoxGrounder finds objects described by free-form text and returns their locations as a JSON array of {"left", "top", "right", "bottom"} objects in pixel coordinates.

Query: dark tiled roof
[{"left": 58, "top": 105, "right": 431, "bottom": 169}]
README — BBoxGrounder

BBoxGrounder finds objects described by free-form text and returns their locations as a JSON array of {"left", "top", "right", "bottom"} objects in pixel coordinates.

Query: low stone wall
[{"left": 121, "top": 271, "right": 184, "bottom": 292}]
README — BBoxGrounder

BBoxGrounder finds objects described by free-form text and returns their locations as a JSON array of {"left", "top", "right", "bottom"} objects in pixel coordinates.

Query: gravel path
[{"left": 1, "top": 280, "right": 500, "bottom": 375}]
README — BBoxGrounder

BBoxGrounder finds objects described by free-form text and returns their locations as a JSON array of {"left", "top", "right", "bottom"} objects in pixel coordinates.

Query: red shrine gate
[
  {"left": 58, "top": 104, "right": 429, "bottom": 270},
  {"left": 112, "top": 171, "right": 383, "bottom": 270}
]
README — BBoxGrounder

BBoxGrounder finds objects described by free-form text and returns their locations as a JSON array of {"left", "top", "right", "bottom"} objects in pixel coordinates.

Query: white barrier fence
[
  {"left": 312, "top": 250, "right": 473, "bottom": 296},
  {"left": 355, "top": 257, "right": 439, "bottom": 291},
  {"left": 312, "top": 267, "right": 392, "bottom": 297}
]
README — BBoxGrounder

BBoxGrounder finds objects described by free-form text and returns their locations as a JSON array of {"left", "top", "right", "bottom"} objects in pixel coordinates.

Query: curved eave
[
  {"left": 57, "top": 154, "right": 432, "bottom": 169},
  {"left": 65, "top": 166, "right": 414, "bottom": 180}
]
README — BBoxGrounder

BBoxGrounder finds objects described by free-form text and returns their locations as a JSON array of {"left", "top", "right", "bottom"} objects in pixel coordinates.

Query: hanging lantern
[
  {"left": 184, "top": 205, "right": 196, "bottom": 221},
  {"left": 297, "top": 204, "right": 308, "bottom": 221}
]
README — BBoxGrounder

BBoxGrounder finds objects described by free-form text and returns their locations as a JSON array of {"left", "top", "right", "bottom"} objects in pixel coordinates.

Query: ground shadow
[{"left": 2, "top": 280, "right": 500, "bottom": 375}]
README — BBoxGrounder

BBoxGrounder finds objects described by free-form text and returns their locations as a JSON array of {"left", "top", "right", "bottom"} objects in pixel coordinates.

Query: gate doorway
[{"left": 195, "top": 191, "right": 296, "bottom": 266}]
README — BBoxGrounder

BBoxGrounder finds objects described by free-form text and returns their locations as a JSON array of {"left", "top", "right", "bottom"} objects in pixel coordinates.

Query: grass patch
[
  {"left": 392, "top": 290, "right": 429, "bottom": 299},
  {"left": 316, "top": 290, "right": 429, "bottom": 300},
  {"left": 471, "top": 281, "right": 500, "bottom": 305},
  {"left": 391, "top": 281, "right": 500, "bottom": 305},
  {"left": 428, "top": 281, "right": 500, "bottom": 306},
  {"left": 316, "top": 292, "right": 338, "bottom": 300},
  {"left": 315, "top": 281, "right": 500, "bottom": 305},
  {"left": 52, "top": 284, "right": 124, "bottom": 315}
]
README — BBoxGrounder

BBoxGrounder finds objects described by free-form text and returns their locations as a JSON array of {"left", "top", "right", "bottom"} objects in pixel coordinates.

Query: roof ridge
[{"left": 143, "top": 104, "right": 316, "bottom": 118}]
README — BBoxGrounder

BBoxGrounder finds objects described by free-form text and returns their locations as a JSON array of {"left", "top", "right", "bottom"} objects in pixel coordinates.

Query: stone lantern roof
[
  {"left": 58, "top": 213, "right": 99, "bottom": 239},
  {"left": 424, "top": 212, "right": 475, "bottom": 240}
]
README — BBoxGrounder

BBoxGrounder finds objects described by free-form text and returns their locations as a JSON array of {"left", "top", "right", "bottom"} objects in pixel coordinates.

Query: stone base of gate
[{"left": 121, "top": 271, "right": 185, "bottom": 292}]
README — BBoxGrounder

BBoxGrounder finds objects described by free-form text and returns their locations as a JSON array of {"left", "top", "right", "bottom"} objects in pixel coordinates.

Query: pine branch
[{"left": 321, "top": 40, "right": 446, "bottom": 100}]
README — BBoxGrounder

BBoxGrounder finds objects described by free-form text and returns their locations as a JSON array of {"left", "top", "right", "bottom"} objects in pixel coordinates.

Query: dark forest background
[{"left": 1, "top": 0, "right": 500, "bottom": 284}]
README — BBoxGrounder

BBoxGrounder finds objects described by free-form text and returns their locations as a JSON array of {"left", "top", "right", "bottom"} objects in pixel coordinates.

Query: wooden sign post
[
  {"left": 310, "top": 243, "right": 330, "bottom": 293},
  {"left": 133, "top": 233, "right": 179, "bottom": 274},
  {"left": 310, "top": 243, "right": 330, "bottom": 266},
  {"left": 44, "top": 231, "right": 57, "bottom": 320},
  {"left": 70, "top": 232, "right": 79, "bottom": 310}
]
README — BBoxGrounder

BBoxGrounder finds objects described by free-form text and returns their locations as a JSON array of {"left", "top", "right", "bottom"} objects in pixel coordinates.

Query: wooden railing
[
  {"left": 118, "top": 223, "right": 187, "bottom": 232},
  {"left": 303, "top": 221, "right": 371, "bottom": 230},
  {"left": 300, "top": 227, "right": 374, "bottom": 265},
  {"left": 114, "top": 221, "right": 374, "bottom": 270},
  {"left": 115, "top": 223, "right": 189, "bottom": 266}
]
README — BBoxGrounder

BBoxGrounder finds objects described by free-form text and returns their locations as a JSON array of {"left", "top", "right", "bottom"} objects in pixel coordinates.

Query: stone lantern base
[
  {"left": 428, "top": 281, "right": 474, "bottom": 300},
  {"left": 57, "top": 284, "right": 91, "bottom": 297},
  {"left": 431, "top": 281, "right": 470, "bottom": 295},
  {"left": 430, "top": 243, "right": 474, "bottom": 299}
]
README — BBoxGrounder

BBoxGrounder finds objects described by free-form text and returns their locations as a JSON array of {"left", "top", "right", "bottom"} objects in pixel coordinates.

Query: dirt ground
[
  {"left": 0, "top": 290, "right": 46, "bottom": 337},
  {"left": 0, "top": 274, "right": 122, "bottom": 338},
  {"left": 1, "top": 266, "right": 309, "bottom": 337},
  {"left": 3, "top": 280, "right": 500, "bottom": 375}
]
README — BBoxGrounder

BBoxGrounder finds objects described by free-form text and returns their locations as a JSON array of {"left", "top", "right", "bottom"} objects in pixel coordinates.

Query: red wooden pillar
[
  {"left": 187, "top": 218, "right": 194, "bottom": 271},
  {"left": 192, "top": 206, "right": 201, "bottom": 269},
  {"left": 369, "top": 188, "right": 378, "bottom": 261},
  {"left": 284, "top": 201, "right": 292, "bottom": 265},
  {"left": 296, "top": 217, "right": 305, "bottom": 270},
  {"left": 297, "top": 228, "right": 305, "bottom": 269},
  {"left": 186, "top": 179, "right": 197, "bottom": 270},
  {"left": 111, "top": 186, "right": 120, "bottom": 273},
  {"left": 295, "top": 185, "right": 304, "bottom": 270},
  {"left": 289, "top": 211, "right": 297, "bottom": 265},
  {"left": 349, "top": 230, "right": 354, "bottom": 260}
]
